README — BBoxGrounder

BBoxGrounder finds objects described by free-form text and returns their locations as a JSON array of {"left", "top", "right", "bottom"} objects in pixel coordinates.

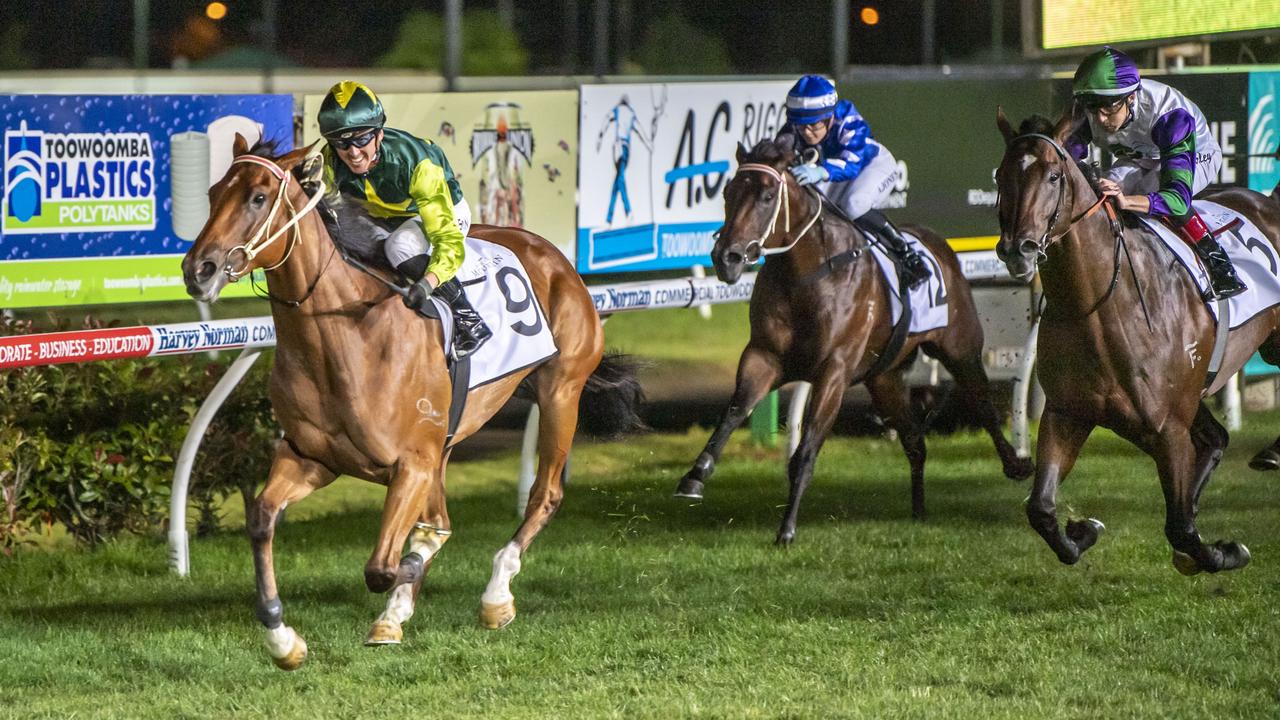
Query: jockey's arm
[
  {"left": 821, "top": 114, "right": 877, "bottom": 183},
  {"left": 408, "top": 159, "right": 465, "bottom": 288},
  {"left": 1143, "top": 108, "right": 1197, "bottom": 224}
]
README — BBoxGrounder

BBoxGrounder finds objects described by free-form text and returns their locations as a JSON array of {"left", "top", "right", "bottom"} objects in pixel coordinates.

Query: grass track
[{"left": 3, "top": 417, "right": 1279, "bottom": 718}]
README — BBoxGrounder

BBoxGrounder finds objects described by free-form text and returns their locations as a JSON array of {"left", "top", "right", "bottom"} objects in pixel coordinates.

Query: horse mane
[
  {"left": 246, "top": 135, "right": 291, "bottom": 160},
  {"left": 742, "top": 135, "right": 799, "bottom": 165}
]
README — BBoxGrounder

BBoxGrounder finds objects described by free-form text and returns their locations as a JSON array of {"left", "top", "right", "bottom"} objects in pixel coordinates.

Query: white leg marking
[
  {"left": 264, "top": 625, "right": 298, "bottom": 658},
  {"left": 376, "top": 524, "right": 452, "bottom": 624},
  {"left": 481, "top": 542, "right": 522, "bottom": 605}
]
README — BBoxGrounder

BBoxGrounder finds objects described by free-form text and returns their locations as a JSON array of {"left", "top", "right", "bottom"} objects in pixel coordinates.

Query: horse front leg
[
  {"left": 674, "top": 346, "right": 781, "bottom": 499},
  {"left": 776, "top": 363, "right": 847, "bottom": 545},
  {"left": 1154, "top": 420, "right": 1251, "bottom": 576},
  {"left": 365, "top": 450, "right": 441, "bottom": 594},
  {"left": 1025, "top": 409, "right": 1101, "bottom": 565},
  {"left": 365, "top": 450, "right": 453, "bottom": 646},
  {"left": 866, "top": 370, "right": 928, "bottom": 520},
  {"left": 480, "top": 377, "right": 580, "bottom": 629},
  {"left": 249, "top": 442, "right": 336, "bottom": 670}
]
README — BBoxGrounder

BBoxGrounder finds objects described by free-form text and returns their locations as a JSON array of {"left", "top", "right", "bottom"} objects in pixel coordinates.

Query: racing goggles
[
  {"left": 331, "top": 129, "right": 378, "bottom": 151},
  {"left": 1080, "top": 94, "right": 1129, "bottom": 114}
]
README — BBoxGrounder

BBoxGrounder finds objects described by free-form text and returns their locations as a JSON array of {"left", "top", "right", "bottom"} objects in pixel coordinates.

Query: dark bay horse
[
  {"left": 994, "top": 109, "right": 1280, "bottom": 575},
  {"left": 673, "top": 137, "right": 1032, "bottom": 544},
  {"left": 181, "top": 137, "right": 640, "bottom": 669}
]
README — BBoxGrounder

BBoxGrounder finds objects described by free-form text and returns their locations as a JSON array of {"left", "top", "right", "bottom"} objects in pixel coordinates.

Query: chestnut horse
[
  {"left": 673, "top": 137, "right": 1033, "bottom": 544},
  {"left": 994, "top": 110, "right": 1280, "bottom": 575},
  {"left": 181, "top": 138, "right": 640, "bottom": 669}
]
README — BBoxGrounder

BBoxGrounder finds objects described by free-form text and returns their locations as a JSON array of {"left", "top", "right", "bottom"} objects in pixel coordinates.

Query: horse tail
[{"left": 577, "top": 351, "right": 647, "bottom": 439}]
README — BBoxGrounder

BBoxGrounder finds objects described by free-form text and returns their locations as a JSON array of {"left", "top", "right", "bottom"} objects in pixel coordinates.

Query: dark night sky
[{"left": 0, "top": 0, "right": 1029, "bottom": 72}]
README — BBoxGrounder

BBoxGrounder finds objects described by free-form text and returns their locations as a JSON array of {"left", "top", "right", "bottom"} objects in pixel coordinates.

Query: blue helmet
[{"left": 786, "top": 75, "right": 838, "bottom": 125}]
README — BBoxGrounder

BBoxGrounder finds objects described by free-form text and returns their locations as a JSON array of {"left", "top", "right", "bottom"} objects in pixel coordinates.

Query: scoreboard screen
[{"left": 1038, "top": 0, "right": 1280, "bottom": 50}]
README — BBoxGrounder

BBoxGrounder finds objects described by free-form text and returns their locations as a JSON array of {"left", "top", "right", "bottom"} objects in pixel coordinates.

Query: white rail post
[
  {"left": 169, "top": 347, "right": 264, "bottom": 577},
  {"left": 787, "top": 382, "right": 812, "bottom": 458},
  {"left": 690, "top": 265, "right": 713, "bottom": 320},
  {"left": 516, "top": 403, "right": 540, "bottom": 516}
]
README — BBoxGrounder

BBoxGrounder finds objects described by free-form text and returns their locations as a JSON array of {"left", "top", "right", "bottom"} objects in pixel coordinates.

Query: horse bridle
[
  {"left": 1006, "top": 133, "right": 1109, "bottom": 260},
  {"left": 730, "top": 162, "right": 823, "bottom": 261},
  {"left": 223, "top": 155, "right": 325, "bottom": 280}
]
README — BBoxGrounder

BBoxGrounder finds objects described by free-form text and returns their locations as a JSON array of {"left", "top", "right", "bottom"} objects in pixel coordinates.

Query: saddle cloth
[
  {"left": 428, "top": 236, "right": 558, "bottom": 388},
  {"left": 1138, "top": 200, "right": 1280, "bottom": 329},
  {"left": 867, "top": 231, "right": 950, "bottom": 334}
]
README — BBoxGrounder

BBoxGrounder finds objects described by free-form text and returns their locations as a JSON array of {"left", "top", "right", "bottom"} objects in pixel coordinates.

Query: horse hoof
[
  {"left": 1248, "top": 450, "right": 1280, "bottom": 472},
  {"left": 774, "top": 531, "right": 795, "bottom": 547},
  {"left": 479, "top": 599, "right": 516, "bottom": 630},
  {"left": 1171, "top": 551, "right": 1203, "bottom": 576},
  {"left": 364, "top": 619, "right": 403, "bottom": 646},
  {"left": 673, "top": 476, "right": 704, "bottom": 500},
  {"left": 1006, "top": 456, "right": 1035, "bottom": 482},
  {"left": 1066, "top": 517, "right": 1105, "bottom": 554},
  {"left": 266, "top": 628, "right": 308, "bottom": 671},
  {"left": 1220, "top": 541, "right": 1251, "bottom": 571}
]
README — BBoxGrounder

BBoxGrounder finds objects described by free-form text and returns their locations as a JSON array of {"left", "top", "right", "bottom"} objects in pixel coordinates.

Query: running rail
[{"left": 0, "top": 273, "right": 758, "bottom": 576}]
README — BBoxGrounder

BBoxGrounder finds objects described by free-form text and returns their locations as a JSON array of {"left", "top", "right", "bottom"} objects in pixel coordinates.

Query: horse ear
[
  {"left": 996, "top": 106, "right": 1016, "bottom": 145},
  {"left": 232, "top": 132, "right": 250, "bottom": 157},
  {"left": 296, "top": 140, "right": 326, "bottom": 185},
  {"left": 736, "top": 142, "right": 749, "bottom": 164},
  {"left": 1052, "top": 106, "right": 1080, "bottom": 145}
]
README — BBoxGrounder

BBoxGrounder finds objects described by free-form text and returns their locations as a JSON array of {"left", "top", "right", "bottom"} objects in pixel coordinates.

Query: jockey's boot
[
  {"left": 857, "top": 209, "right": 930, "bottom": 289},
  {"left": 434, "top": 277, "right": 492, "bottom": 360},
  {"left": 1174, "top": 211, "right": 1247, "bottom": 301}
]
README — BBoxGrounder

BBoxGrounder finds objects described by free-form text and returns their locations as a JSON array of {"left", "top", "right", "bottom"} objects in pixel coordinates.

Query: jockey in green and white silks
[
  {"left": 1065, "top": 47, "right": 1244, "bottom": 300},
  {"left": 318, "top": 81, "right": 491, "bottom": 358},
  {"left": 776, "top": 75, "right": 930, "bottom": 289}
]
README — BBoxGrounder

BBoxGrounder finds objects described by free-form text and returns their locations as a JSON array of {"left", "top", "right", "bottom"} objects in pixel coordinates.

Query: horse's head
[
  {"left": 712, "top": 134, "right": 808, "bottom": 284},
  {"left": 993, "top": 108, "right": 1082, "bottom": 282},
  {"left": 180, "top": 135, "right": 326, "bottom": 302}
]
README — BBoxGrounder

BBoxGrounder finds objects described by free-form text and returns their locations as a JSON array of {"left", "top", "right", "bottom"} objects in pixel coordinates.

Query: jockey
[
  {"left": 317, "top": 80, "right": 492, "bottom": 358},
  {"left": 1066, "top": 46, "right": 1245, "bottom": 300},
  {"left": 778, "top": 75, "right": 930, "bottom": 289}
]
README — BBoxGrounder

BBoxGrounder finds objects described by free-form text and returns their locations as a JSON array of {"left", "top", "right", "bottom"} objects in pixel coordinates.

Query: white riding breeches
[
  {"left": 383, "top": 197, "right": 473, "bottom": 268},
  {"left": 818, "top": 146, "right": 900, "bottom": 220}
]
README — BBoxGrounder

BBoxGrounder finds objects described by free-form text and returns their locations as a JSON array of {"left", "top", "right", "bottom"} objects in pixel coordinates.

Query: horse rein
[
  {"left": 733, "top": 163, "right": 823, "bottom": 260},
  {"left": 224, "top": 155, "right": 325, "bottom": 280}
]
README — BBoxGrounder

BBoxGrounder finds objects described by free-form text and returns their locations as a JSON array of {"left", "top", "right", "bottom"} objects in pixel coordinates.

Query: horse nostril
[
  {"left": 724, "top": 251, "right": 743, "bottom": 266},
  {"left": 196, "top": 260, "right": 217, "bottom": 283},
  {"left": 1018, "top": 239, "right": 1039, "bottom": 257}
]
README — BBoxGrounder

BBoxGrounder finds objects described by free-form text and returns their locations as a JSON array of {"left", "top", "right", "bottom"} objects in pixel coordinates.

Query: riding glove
[{"left": 790, "top": 164, "right": 829, "bottom": 186}]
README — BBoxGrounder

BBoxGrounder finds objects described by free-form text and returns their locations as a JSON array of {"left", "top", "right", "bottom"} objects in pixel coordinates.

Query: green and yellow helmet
[{"left": 317, "top": 81, "right": 386, "bottom": 139}]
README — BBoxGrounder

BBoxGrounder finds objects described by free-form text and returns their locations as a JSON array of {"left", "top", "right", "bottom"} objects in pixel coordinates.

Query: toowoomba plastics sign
[{"left": 0, "top": 94, "right": 292, "bottom": 308}]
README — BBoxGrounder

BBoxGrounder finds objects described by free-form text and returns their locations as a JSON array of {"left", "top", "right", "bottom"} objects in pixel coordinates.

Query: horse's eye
[
  {"left": 762, "top": 192, "right": 775, "bottom": 202},
  {"left": 251, "top": 192, "right": 267, "bottom": 207},
  {"left": 1048, "top": 172, "right": 1062, "bottom": 183}
]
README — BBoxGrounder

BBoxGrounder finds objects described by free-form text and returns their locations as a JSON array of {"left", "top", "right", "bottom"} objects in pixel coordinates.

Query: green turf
[{"left": 2, "top": 417, "right": 1279, "bottom": 718}]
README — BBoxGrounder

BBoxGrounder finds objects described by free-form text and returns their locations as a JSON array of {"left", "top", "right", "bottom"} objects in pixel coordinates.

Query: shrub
[{"left": 0, "top": 315, "right": 277, "bottom": 550}]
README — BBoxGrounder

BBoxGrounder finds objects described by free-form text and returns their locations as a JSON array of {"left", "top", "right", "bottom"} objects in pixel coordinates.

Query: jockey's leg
[
  {"left": 1168, "top": 210, "right": 1247, "bottom": 300},
  {"left": 856, "top": 209, "right": 931, "bottom": 289},
  {"left": 840, "top": 149, "right": 929, "bottom": 289}
]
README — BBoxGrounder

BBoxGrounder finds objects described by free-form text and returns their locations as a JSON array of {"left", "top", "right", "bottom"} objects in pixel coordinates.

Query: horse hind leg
[
  {"left": 674, "top": 347, "right": 781, "bottom": 500},
  {"left": 776, "top": 363, "right": 848, "bottom": 545},
  {"left": 929, "top": 342, "right": 1033, "bottom": 481},
  {"left": 366, "top": 453, "right": 453, "bottom": 646},
  {"left": 479, "top": 370, "right": 581, "bottom": 629},
  {"left": 249, "top": 442, "right": 336, "bottom": 670},
  {"left": 867, "top": 370, "right": 928, "bottom": 520}
]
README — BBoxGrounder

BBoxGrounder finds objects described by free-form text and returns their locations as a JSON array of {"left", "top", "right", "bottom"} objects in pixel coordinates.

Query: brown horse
[
  {"left": 673, "top": 137, "right": 1033, "bottom": 544},
  {"left": 994, "top": 109, "right": 1280, "bottom": 574},
  {"left": 180, "top": 138, "right": 641, "bottom": 669}
]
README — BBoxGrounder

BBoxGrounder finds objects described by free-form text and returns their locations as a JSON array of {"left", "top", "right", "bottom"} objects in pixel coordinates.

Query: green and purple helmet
[{"left": 1073, "top": 46, "right": 1141, "bottom": 98}]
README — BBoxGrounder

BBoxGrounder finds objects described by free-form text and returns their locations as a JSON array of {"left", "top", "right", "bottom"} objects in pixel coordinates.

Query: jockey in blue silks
[{"left": 778, "top": 74, "right": 930, "bottom": 288}]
